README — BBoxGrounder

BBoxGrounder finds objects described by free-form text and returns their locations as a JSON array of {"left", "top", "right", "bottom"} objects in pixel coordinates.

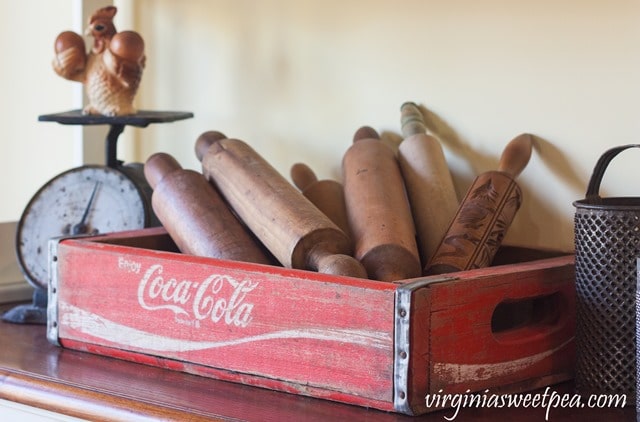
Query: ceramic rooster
[{"left": 52, "top": 6, "right": 145, "bottom": 116}]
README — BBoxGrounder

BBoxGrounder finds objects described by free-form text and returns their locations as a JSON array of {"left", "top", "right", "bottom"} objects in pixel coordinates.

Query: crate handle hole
[{"left": 491, "top": 292, "right": 563, "bottom": 342}]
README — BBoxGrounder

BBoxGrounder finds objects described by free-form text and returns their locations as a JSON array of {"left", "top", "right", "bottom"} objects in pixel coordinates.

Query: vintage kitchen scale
[{"left": 3, "top": 109, "right": 192, "bottom": 324}]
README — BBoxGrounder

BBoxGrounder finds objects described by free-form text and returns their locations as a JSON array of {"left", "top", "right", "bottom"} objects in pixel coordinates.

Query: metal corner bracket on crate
[
  {"left": 47, "top": 234, "right": 94, "bottom": 346},
  {"left": 393, "top": 276, "right": 456, "bottom": 414},
  {"left": 47, "top": 237, "right": 59, "bottom": 345}
]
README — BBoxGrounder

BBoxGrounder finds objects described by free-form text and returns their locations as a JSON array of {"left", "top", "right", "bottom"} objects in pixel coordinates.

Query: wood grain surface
[
  {"left": 398, "top": 102, "right": 459, "bottom": 266},
  {"left": 145, "top": 152, "right": 273, "bottom": 264},
  {"left": 425, "top": 134, "right": 533, "bottom": 275},
  {"left": 196, "top": 131, "right": 366, "bottom": 278},
  {"left": 342, "top": 126, "right": 421, "bottom": 281},
  {"left": 290, "top": 162, "right": 352, "bottom": 239}
]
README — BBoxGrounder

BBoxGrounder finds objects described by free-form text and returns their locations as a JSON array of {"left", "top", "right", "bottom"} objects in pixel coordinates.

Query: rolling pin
[
  {"left": 195, "top": 131, "right": 367, "bottom": 279},
  {"left": 425, "top": 133, "right": 534, "bottom": 275},
  {"left": 290, "top": 162, "right": 352, "bottom": 239},
  {"left": 144, "top": 152, "right": 273, "bottom": 265},
  {"left": 398, "top": 102, "right": 459, "bottom": 266},
  {"left": 342, "top": 126, "right": 421, "bottom": 282}
]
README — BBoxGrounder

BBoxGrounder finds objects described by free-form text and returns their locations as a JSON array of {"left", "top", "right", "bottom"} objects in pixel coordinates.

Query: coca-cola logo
[{"left": 137, "top": 264, "right": 259, "bottom": 328}]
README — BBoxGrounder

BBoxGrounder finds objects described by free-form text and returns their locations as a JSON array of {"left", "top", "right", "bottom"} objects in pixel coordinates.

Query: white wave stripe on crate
[
  {"left": 58, "top": 302, "right": 392, "bottom": 352},
  {"left": 433, "top": 337, "right": 574, "bottom": 383}
]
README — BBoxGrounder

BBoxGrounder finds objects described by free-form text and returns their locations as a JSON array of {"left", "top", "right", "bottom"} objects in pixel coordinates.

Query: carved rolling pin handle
[
  {"left": 425, "top": 133, "right": 534, "bottom": 275},
  {"left": 144, "top": 152, "right": 273, "bottom": 265},
  {"left": 290, "top": 163, "right": 352, "bottom": 239},
  {"left": 195, "top": 131, "right": 367, "bottom": 279}
]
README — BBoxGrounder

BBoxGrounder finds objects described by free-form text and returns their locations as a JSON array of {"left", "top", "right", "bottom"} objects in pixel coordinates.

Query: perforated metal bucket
[{"left": 573, "top": 144, "right": 640, "bottom": 402}]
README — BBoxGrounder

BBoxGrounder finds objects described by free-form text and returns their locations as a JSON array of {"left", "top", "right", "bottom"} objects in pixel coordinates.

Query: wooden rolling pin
[
  {"left": 342, "top": 126, "right": 421, "bottom": 282},
  {"left": 290, "top": 162, "right": 352, "bottom": 239},
  {"left": 425, "top": 133, "right": 534, "bottom": 275},
  {"left": 144, "top": 152, "right": 274, "bottom": 264},
  {"left": 195, "top": 131, "right": 367, "bottom": 279},
  {"left": 398, "top": 102, "right": 459, "bottom": 266}
]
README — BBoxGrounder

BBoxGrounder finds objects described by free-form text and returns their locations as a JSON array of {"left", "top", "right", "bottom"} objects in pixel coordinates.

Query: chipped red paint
[{"left": 49, "top": 228, "right": 576, "bottom": 415}]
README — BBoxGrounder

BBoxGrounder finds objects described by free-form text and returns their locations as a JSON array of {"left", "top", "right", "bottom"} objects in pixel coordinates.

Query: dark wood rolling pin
[
  {"left": 144, "top": 152, "right": 273, "bottom": 265},
  {"left": 290, "top": 162, "right": 352, "bottom": 239},
  {"left": 195, "top": 131, "right": 367, "bottom": 279},
  {"left": 425, "top": 133, "right": 534, "bottom": 275},
  {"left": 398, "top": 102, "right": 459, "bottom": 266},
  {"left": 342, "top": 126, "right": 421, "bottom": 282}
]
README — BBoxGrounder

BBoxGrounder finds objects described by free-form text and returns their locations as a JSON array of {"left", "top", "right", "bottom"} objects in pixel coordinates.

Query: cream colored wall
[
  {"left": 0, "top": 1, "right": 75, "bottom": 223},
  {"left": 0, "top": 0, "right": 121, "bottom": 224},
  {"left": 126, "top": 0, "right": 640, "bottom": 252},
  {"left": 2, "top": 1, "right": 639, "bottom": 253}
]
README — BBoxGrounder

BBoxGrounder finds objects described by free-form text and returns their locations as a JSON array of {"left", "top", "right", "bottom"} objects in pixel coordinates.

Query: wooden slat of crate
[
  {"left": 49, "top": 231, "right": 397, "bottom": 407},
  {"left": 426, "top": 256, "right": 575, "bottom": 394},
  {"left": 47, "top": 228, "right": 576, "bottom": 415}
]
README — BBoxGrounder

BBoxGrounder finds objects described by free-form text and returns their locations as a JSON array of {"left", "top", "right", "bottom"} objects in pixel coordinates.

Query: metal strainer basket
[{"left": 573, "top": 144, "right": 640, "bottom": 402}]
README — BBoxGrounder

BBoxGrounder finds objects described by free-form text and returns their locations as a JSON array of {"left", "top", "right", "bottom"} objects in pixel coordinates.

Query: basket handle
[{"left": 585, "top": 144, "right": 640, "bottom": 199}]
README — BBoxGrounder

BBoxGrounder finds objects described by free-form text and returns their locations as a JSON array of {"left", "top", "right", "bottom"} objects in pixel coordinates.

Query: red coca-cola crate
[{"left": 47, "top": 227, "right": 575, "bottom": 415}]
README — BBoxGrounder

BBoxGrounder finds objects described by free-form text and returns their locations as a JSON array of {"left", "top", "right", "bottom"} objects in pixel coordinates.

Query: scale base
[{"left": 2, "top": 288, "right": 47, "bottom": 325}]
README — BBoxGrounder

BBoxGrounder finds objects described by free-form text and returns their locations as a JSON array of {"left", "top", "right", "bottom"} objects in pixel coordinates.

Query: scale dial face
[{"left": 16, "top": 165, "right": 149, "bottom": 290}]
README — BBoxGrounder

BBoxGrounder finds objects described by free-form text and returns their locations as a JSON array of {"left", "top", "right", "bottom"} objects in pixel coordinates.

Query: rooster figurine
[{"left": 52, "top": 6, "right": 145, "bottom": 116}]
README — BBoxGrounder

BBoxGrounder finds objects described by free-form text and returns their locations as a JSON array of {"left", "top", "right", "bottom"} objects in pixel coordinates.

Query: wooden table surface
[{"left": 0, "top": 303, "right": 634, "bottom": 421}]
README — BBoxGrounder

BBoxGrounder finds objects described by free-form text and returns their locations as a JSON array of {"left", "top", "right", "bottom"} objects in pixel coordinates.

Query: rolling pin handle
[
  {"left": 144, "top": 152, "right": 181, "bottom": 190},
  {"left": 195, "top": 130, "right": 228, "bottom": 162},
  {"left": 498, "top": 133, "right": 534, "bottom": 178},
  {"left": 353, "top": 126, "right": 380, "bottom": 143},
  {"left": 400, "top": 102, "right": 428, "bottom": 137},
  {"left": 308, "top": 248, "right": 368, "bottom": 279},
  {"left": 290, "top": 163, "right": 318, "bottom": 191}
]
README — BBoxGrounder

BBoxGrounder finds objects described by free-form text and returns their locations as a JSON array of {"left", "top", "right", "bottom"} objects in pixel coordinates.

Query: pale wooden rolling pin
[
  {"left": 290, "top": 162, "right": 352, "bottom": 239},
  {"left": 195, "top": 131, "right": 367, "bottom": 279},
  {"left": 398, "top": 102, "right": 459, "bottom": 267},
  {"left": 425, "top": 134, "right": 534, "bottom": 275},
  {"left": 144, "top": 152, "right": 273, "bottom": 265},
  {"left": 342, "top": 126, "right": 421, "bottom": 282}
]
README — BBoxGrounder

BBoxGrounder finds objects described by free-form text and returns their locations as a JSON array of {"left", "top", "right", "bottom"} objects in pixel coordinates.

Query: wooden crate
[{"left": 47, "top": 227, "right": 575, "bottom": 415}]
